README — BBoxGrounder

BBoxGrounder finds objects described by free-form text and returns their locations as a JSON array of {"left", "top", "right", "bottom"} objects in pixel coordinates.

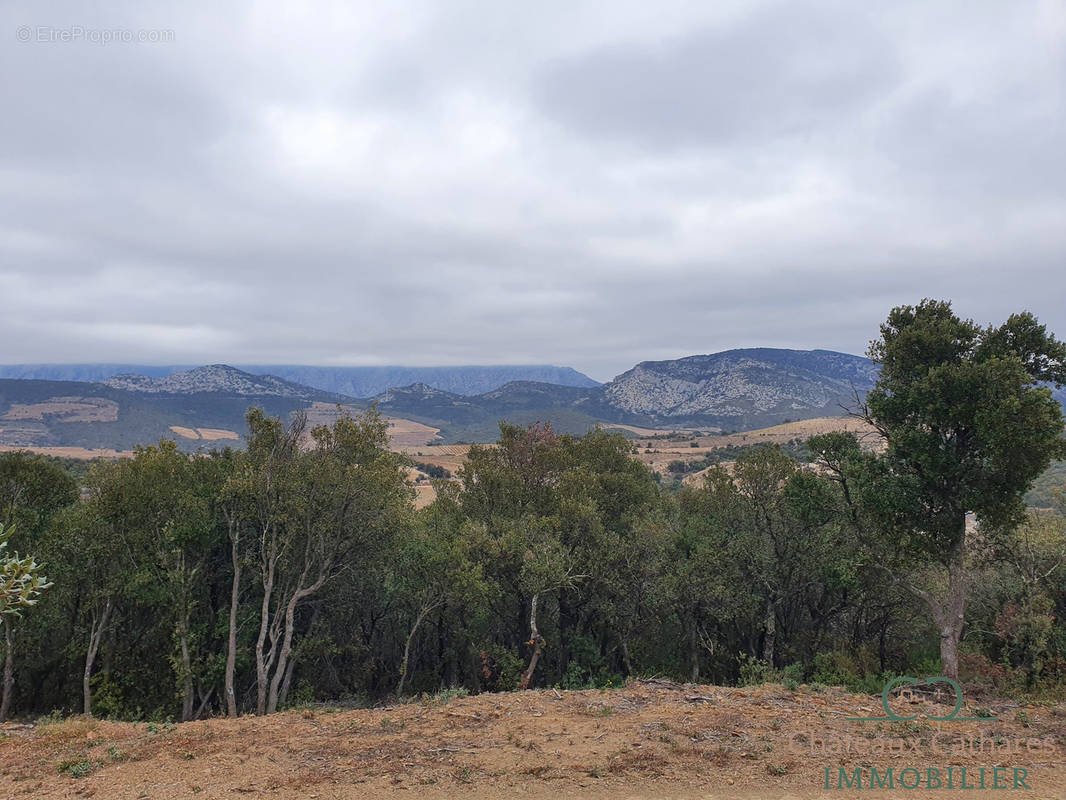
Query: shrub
[{"left": 738, "top": 653, "right": 772, "bottom": 687}]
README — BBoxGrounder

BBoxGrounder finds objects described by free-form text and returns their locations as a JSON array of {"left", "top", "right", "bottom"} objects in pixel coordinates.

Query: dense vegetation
[{"left": 0, "top": 301, "right": 1064, "bottom": 721}]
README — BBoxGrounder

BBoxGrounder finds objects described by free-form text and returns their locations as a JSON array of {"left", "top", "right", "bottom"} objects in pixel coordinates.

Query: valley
[{"left": 0, "top": 348, "right": 883, "bottom": 453}]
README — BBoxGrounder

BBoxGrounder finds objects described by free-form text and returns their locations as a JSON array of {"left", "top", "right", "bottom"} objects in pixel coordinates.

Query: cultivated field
[
  {"left": 198, "top": 428, "right": 240, "bottom": 441},
  {"left": 168, "top": 426, "right": 241, "bottom": 441},
  {"left": 0, "top": 396, "right": 119, "bottom": 423},
  {"left": 1, "top": 682, "right": 1062, "bottom": 799}
]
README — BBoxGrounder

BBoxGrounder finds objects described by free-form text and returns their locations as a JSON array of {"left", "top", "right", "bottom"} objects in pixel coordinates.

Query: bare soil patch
[{"left": 1, "top": 683, "right": 1062, "bottom": 799}]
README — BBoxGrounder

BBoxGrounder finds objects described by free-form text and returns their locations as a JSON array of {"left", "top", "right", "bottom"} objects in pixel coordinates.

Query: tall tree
[
  {"left": 859, "top": 301, "right": 1066, "bottom": 677},
  {"left": 0, "top": 454, "right": 75, "bottom": 720},
  {"left": 240, "top": 407, "right": 410, "bottom": 714},
  {"left": 0, "top": 521, "right": 53, "bottom": 718}
]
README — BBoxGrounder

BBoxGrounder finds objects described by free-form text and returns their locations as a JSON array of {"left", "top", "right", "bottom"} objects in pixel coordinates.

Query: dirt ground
[{"left": 2, "top": 682, "right": 1063, "bottom": 799}]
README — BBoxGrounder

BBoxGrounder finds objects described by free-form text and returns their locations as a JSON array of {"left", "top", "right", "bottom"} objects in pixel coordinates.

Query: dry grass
[
  {"left": 2, "top": 683, "right": 1062, "bottom": 799},
  {"left": 385, "top": 417, "right": 441, "bottom": 448},
  {"left": 413, "top": 484, "right": 437, "bottom": 509},
  {"left": 633, "top": 416, "right": 880, "bottom": 476},
  {"left": 196, "top": 428, "right": 239, "bottom": 441}
]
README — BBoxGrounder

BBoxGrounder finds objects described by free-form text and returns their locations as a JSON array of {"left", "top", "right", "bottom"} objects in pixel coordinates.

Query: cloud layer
[{"left": 3, "top": 0, "right": 1064, "bottom": 380}]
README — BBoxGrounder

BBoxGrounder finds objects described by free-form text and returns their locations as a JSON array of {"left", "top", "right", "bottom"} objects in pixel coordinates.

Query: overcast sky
[{"left": 3, "top": 1, "right": 1064, "bottom": 381}]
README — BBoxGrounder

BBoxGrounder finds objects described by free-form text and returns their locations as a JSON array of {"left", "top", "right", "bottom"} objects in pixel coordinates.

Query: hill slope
[
  {"left": 371, "top": 349, "right": 878, "bottom": 440},
  {"left": 241, "top": 364, "right": 600, "bottom": 397},
  {"left": 104, "top": 364, "right": 338, "bottom": 400},
  {"left": 0, "top": 351, "right": 881, "bottom": 448},
  {"left": 0, "top": 367, "right": 360, "bottom": 451},
  {"left": 594, "top": 348, "right": 877, "bottom": 428}
]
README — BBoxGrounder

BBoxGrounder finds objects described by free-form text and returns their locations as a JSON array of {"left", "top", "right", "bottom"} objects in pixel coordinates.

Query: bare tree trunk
[
  {"left": 194, "top": 687, "right": 214, "bottom": 720},
  {"left": 397, "top": 598, "right": 442, "bottom": 697},
  {"left": 0, "top": 623, "right": 14, "bottom": 722},
  {"left": 761, "top": 596, "right": 776, "bottom": 667},
  {"left": 279, "top": 603, "right": 322, "bottom": 709},
  {"left": 520, "top": 594, "right": 545, "bottom": 690},
  {"left": 266, "top": 592, "right": 298, "bottom": 714},
  {"left": 179, "top": 625, "right": 194, "bottom": 722},
  {"left": 255, "top": 527, "right": 278, "bottom": 716},
  {"left": 84, "top": 599, "right": 112, "bottom": 717},
  {"left": 278, "top": 653, "right": 297, "bottom": 709},
  {"left": 689, "top": 625, "right": 699, "bottom": 682},
  {"left": 267, "top": 579, "right": 322, "bottom": 714},
  {"left": 906, "top": 523, "right": 968, "bottom": 680},
  {"left": 225, "top": 520, "right": 241, "bottom": 718},
  {"left": 619, "top": 638, "right": 634, "bottom": 677},
  {"left": 936, "top": 531, "right": 968, "bottom": 679}
]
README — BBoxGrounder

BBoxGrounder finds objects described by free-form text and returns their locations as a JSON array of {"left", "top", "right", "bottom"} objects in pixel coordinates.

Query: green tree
[
  {"left": 390, "top": 515, "right": 485, "bottom": 697},
  {"left": 237, "top": 407, "right": 411, "bottom": 714},
  {"left": 88, "top": 442, "right": 225, "bottom": 720},
  {"left": 985, "top": 511, "right": 1066, "bottom": 680},
  {"left": 0, "top": 522, "right": 53, "bottom": 718},
  {"left": 678, "top": 445, "right": 851, "bottom": 677},
  {"left": 859, "top": 301, "right": 1066, "bottom": 677},
  {"left": 675, "top": 466, "right": 751, "bottom": 680},
  {"left": 0, "top": 453, "right": 76, "bottom": 720}
]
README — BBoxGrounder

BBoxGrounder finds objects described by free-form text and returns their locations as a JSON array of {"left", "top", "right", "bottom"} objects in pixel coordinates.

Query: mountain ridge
[
  {"left": 599, "top": 348, "right": 877, "bottom": 424},
  {"left": 104, "top": 365, "right": 345, "bottom": 401},
  {"left": 0, "top": 364, "right": 599, "bottom": 397},
  {"left": 0, "top": 348, "right": 880, "bottom": 449},
  {"left": 361, "top": 349, "right": 879, "bottom": 441}
]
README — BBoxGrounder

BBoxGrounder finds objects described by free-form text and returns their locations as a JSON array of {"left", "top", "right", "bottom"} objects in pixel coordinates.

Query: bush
[
  {"left": 478, "top": 646, "right": 524, "bottom": 692},
  {"left": 781, "top": 663, "right": 805, "bottom": 691},
  {"left": 738, "top": 653, "right": 772, "bottom": 687}
]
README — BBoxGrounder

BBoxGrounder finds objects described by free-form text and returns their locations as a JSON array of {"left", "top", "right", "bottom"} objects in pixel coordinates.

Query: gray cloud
[
  {"left": 1, "top": 0, "right": 1064, "bottom": 381},
  {"left": 535, "top": 2, "right": 901, "bottom": 149}
]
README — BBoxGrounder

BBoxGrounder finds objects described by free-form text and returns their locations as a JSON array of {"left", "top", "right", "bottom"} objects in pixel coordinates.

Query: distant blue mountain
[
  {"left": 237, "top": 365, "right": 600, "bottom": 397},
  {"left": 0, "top": 364, "right": 599, "bottom": 397}
]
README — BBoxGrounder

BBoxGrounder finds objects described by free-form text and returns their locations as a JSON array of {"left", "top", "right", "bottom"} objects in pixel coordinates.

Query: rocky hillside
[
  {"left": 597, "top": 349, "right": 878, "bottom": 428},
  {"left": 363, "top": 349, "right": 878, "bottom": 441},
  {"left": 0, "top": 351, "right": 882, "bottom": 449},
  {"left": 104, "top": 365, "right": 334, "bottom": 400},
  {"left": 0, "top": 368, "right": 359, "bottom": 452}
]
